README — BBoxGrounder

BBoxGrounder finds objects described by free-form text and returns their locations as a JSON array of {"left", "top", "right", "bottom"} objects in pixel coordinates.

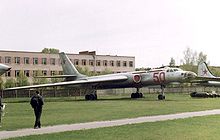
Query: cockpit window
[
  {"left": 167, "top": 68, "right": 182, "bottom": 72},
  {"left": 167, "top": 69, "right": 174, "bottom": 72}
]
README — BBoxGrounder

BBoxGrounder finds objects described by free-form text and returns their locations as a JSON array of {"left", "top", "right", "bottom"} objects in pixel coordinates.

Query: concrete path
[{"left": 1, "top": 109, "right": 220, "bottom": 139}]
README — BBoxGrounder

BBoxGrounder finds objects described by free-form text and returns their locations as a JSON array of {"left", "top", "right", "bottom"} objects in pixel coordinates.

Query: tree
[
  {"left": 76, "top": 66, "right": 95, "bottom": 76},
  {"left": 0, "top": 77, "right": 3, "bottom": 90},
  {"left": 48, "top": 71, "right": 63, "bottom": 83},
  {"left": 180, "top": 47, "right": 208, "bottom": 73},
  {"left": 51, "top": 78, "right": 63, "bottom": 83},
  {"left": 4, "top": 78, "right": 16, "bottom": 88},
  {"left": 32, "top": 70, "right": 49, "bottom": 85},
  {"left": 75, "top": 66, "right": 113, "bottom": 76},
  {"left": 16, "top": 71, "right": 30, "bottom": 87},
  {"left": 41, "top": 48, "right": 59, "bottom": 54},
  {"left": 169, "top": 57, "right": 176, "bottom": 66},
  {"left": 181, "top": 47, "right": 196, "bottom": 65},
  {"left": 100, "top": 68, "right": 112, "bottom": 75},
  {"left": 135, "top": 67, "right": 150, "bottom": 71},
  {"left": 197, "top": 52, "right": 207, "bottom": 64},
  {"left": 181, "top": 47, "right": 208, "bottom": 65}
]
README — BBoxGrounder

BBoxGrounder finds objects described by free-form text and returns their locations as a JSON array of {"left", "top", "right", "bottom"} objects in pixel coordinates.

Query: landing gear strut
[
  {"left": 131, "top": 88, "right": 143, "bottom": 99},
  {"left": 158, "top": 85, "right": 165, "bottom": 100},
  {"left": 85, "top": 91, "right": 97, "bottom": 101}
]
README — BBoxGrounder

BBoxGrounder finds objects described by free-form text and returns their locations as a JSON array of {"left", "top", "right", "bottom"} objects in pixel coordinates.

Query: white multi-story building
[{"left": 0, "top": 50, "right": 135, "bottom": 82}]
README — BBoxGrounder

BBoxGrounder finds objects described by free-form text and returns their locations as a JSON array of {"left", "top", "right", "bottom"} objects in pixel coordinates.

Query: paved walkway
[{"left": 1, "top": 109, "right": 220, "bottom": 139}]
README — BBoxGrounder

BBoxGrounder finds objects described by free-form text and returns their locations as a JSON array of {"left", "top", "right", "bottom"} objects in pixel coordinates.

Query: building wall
[{"left": 0, "top": 50, "right": 135, "bottom": 82}]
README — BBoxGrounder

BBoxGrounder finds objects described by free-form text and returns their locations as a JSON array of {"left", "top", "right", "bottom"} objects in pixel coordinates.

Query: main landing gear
[
  {"left": 131, "top": 88, "right": 143, "bottom": 99},
  {"left": 158, "top": 85, "right": 165, "bottom": 100},
  {"left": 85, "top": 91, "right": 97, "bottom": 101}
]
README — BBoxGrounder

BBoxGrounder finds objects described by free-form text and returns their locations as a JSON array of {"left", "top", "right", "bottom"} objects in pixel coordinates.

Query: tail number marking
[{"left": 153, "top": 72, "right": 165, "bottom": 83}]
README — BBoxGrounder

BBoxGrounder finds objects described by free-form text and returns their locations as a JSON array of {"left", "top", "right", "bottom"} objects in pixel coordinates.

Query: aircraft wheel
[
  {"left": 135, "top": 93, "right": 139, "bottom": 98},
  {"left": 85, "top": 94, "right": 90, "bottom": 100},
  {"left": 131, "top": 93, "right": 135, "bottom": 98},
  {"left": 139, "top": 93, "right": 143, "bottom": 98},
  {"left": 90, "top": 94, "right": 95, "bottom": 100},
  {"left": 158, "top": 95, "right": 165, "bottom": 100}
]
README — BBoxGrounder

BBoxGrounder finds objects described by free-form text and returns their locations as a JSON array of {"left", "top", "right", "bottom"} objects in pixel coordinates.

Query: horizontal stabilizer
[{"left": 198, "top": 62, "right": 215, "bottom": 78}]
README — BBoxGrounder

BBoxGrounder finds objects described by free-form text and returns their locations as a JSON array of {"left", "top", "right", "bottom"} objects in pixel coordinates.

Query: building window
[
  {"left": 42, "top": 70, "right": 47, "bottom": 76},
  {"left": 96, "top": 60, "right": 101, "bottom": 66},
  {"left": 89, "top": 60, "right": 94, "bottom": 66},
  {"left": 82, "top": 59, "right": 87, "bottom": 66},
  {"left": 59, "top": 71, "right": 63, "bottom": 75},
  {"left": 70, "top": 59, "right": 74, "bottom": 63},
  {"left": 33, "top": 70, "right": 38, "bottom": 77},
  {"left": 33, "top": 58, "right": 38, "bottom": 65},
  {"left": 24, "top": 57, "right": 30, "bottom": 64},
  {"left": 110, "top": 61, "right": 114, "bottom": 67},
  {"left": 0, "top": 56, "right": 2, "bottom": 63},
  {"left": 58, "top": 58, "right": 61, "bottom": 65},
  {"left": 117, "top": 61, "right": 121, "bottom": 67},
  {"left": 42, "top": 58, "right": 47, "bottom": 65},
  {"left": 129, "top": 61, "right": 133, "bottom": 67},
  {"left": 50, "top": 58, "right": 56, "bottom": 65},
  {"left": 15, "top": 57, "right": 20, "bottom": 64},
  {"left": 5, "top": 57, "right": 11, "bottom": 64},
  {"left": 123, "top": 61, "right": 127, "bottom": 67},
  {"left": 15, "top": 70, "right": 20, "bottom": 77},
  {"left": 24, "top": 70, "right": 30, "bottom": 77},
  {"left": 50, "top": 71, "right": 56, "bottom": 76},
  {"left": 103, "top": 60, "right": 108, "bottom": 66},
  {"left": 5, "top": 71, "right": 11, "bottom": 77},
  {"left": 74, "top": 59, "right": 79, "bottom": 65}
]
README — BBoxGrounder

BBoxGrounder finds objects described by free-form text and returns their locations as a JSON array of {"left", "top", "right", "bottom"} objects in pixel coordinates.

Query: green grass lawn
[
  {"left": 7, "top": 115, "right": 220, "bottom": 140},
  {"left": 1, "top": 93, "right": 220, "bottom": 132}
]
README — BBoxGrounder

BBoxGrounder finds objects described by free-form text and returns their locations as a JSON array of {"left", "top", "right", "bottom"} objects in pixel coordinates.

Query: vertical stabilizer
[
  {"left": 198, "top": 62, "right": 215, "bottom": 78},
  {"left": 59, "top": 52, "right": 86, "bottom": 80}
]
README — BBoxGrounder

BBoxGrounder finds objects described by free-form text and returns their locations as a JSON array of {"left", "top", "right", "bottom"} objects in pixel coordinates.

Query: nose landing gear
[{"left": 131, "top": 88, "right": 144, "bottom": 99}]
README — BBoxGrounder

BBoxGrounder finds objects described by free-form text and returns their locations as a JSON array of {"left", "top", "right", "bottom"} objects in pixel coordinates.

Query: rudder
[
  {"left": 59, "top": 52, "right": 86, "bottom": 80},
  {"left": 198, "top": 62, "right": 215, "bottom": 78}
]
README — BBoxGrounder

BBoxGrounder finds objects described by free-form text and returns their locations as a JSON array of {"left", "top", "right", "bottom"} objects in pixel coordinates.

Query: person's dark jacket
[
  {"left": 30, "top": 94, "right": 44, "bottom": 109},
  {"left": 0, "top": 97, "right": 3, "bottom": 108}
]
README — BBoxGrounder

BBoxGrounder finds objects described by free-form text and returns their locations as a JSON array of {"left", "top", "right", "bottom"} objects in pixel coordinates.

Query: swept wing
[{"left": 5, "top": 75, "right": 128, "bottom": 90}]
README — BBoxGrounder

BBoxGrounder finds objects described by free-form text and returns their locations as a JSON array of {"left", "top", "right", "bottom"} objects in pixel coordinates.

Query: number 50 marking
[{"left": 153, "top": 72, "right": 166, "bottom": 83}]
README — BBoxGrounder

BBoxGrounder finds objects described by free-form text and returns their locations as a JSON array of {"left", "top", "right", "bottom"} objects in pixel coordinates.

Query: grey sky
[{"left": 0, "top": 0, "right": 219, "bottom": 67}]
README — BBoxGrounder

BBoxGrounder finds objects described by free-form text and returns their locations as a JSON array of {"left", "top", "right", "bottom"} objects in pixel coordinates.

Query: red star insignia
[{"left": 202, "top": 69, "right": 207, "bottom": 75}]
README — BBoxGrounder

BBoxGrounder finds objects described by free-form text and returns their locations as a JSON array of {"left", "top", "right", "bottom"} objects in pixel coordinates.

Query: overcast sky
[{"left": 0, "top": 0, "right": 220, "bottom": 68}]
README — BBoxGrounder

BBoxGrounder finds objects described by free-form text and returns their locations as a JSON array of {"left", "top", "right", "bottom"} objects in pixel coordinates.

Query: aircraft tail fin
[
  {"left": 59, "top": 52, "right": 86, "bottom": 80},
  {"left": 198, "top": 62, "right": 215, "bottom": 78}
]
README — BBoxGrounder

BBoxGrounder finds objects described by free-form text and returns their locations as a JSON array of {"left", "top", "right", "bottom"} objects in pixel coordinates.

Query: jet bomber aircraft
[{"left": 5, "top": 52, "right": 197, "bottom": 100}]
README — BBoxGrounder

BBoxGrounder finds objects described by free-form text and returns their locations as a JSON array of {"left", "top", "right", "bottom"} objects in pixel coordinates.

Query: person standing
[
  {"left": 30, "top": 91, "right": 44, "bottom": 129},
  {"left": 0, "top": 96, "right": 4, "bottom": 127}
]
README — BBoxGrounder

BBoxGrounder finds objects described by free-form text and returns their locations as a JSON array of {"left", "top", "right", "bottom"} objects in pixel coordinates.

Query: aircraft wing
[
  {"left": 5, "top": 75, "right": 128, "bottom": 91},
  {"left": 34, "top": 75, "right": 77, "bottom": 78}
]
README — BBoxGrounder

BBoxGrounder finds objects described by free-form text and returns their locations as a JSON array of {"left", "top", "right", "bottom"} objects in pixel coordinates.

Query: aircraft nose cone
[
  {"left": 0, "top": 64, "right": 11, "bottom": 75},
  {"left": 3, "top": 65, "right": 11, "bottom": 71},
  {"left": 7, "top": 67, "right": 11, "bottom": 71}
]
